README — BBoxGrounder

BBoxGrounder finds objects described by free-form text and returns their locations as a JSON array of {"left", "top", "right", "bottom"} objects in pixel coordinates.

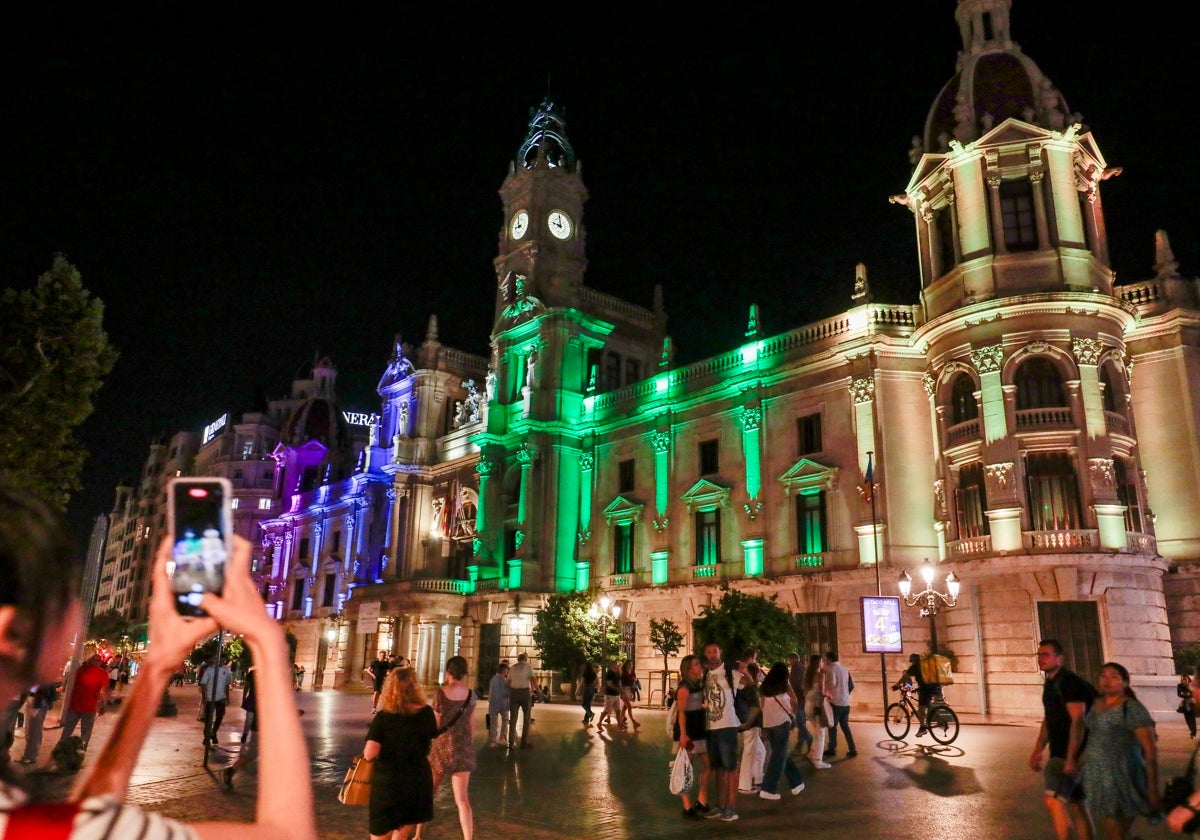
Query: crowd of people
[{"left": 666, "top": 644, "right": 859, "bottom": 822}]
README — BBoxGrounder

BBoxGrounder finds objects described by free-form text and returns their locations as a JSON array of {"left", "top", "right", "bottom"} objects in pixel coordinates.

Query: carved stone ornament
[
  {"left": 313, "top": 522, "right": 324, "bottom": 539},
  {"left": 578, "top": 528, "right": 592, "bottom": 546},
  {"left": 514, "top": 530, "right": 526, "bottom": 549},
  {"left": 983, "top": 462, "right": 1015, "bottom": 498},
  {"left": 933, "top": 479, "right": 946, "bottom": 519},
  {"left": 1026, "top": 340, "right": 1051, "bottom": 355},
  {"left": 744, "top": 500, "right": 763, "bottom": 520},
  {"left": 652, "top": 516, "right": 670, "bottom": 534},
  {"left": 516, "top": 447, "right": 537, "bottom": 467},
  {"left": 923, "top": 372, "right": 936, "bottom": 397},
  {"left": 273, "top": 536, "right": 284, "bottom": 550},
  {"left": 578, "top": 452, "right": 595, "bottom": 472},
  {"left": 476, "top": 458, "right": 493, "bottom": 477},
  {"left": 652, "top": 431, "right": 671, "bottom": 454},
  {"left": 741, "top": 406, "right": 762, "bottom": 432},
  {"left": 970, "top": 344, "right": 1004, "bottom": 374},
  {"left": 385, "top": 487, "right": 397, "bottom": 502},
  {"left": 849, "top": 377, "right": 875, "bottom": 404},
  {"left": 1088, "top": 458, "right": 1116, "bottom": 493},
  {"left": 431, "top": 498, "right": 445, "bottom": 529},
  {"left": 1124, "top": 356, "right": 1133, "bottom": 382},
  {"left": 1072, "top": 337, "right": 1103, "bottom": 366}
]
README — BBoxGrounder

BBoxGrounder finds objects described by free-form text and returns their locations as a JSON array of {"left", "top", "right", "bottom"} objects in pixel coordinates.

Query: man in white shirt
[
  {"left": 200, "top": 657, "right": 233, "bottom": 745},
  {"left": 507, "top": 653, "right": 536, "bottom": 749},
  {"left": 702, "top": 642, "right": 742, "bottom": 822},
  {"left": 824, "top": 651, "right": 857, "bottom": 758}
]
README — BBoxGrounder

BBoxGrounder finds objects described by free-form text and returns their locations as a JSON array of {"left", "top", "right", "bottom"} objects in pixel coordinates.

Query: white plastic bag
[
  {"left": 669, "top": 745, "right": 693, "bottom": 795},
  {"left": 664, "top": 707, "right": 676, "bottom": 739}
]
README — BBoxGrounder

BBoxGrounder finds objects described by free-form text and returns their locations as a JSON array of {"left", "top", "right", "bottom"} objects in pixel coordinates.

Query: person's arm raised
[{"left": 190, "top": 535, "right": 316, "bottom": 840}]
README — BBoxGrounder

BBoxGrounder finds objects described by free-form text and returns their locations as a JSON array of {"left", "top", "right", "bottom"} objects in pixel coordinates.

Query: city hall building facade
[{"left": 101, "top": 0, "right": 1200, "bottom": 716}]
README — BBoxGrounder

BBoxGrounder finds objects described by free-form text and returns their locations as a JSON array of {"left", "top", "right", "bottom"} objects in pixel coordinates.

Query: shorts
[
  {"left": 706, "top": 727, "right": 739, "bottom": 770},
  {"left": 603, "top": 695, "right": 622, "bottom": 715},
  {"left": 1043, "top": 756, "right": 1085, "bottom": 802}
]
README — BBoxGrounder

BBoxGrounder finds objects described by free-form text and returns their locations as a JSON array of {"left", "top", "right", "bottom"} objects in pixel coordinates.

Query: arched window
[
  {"left": 1015, "top": 358, "right": 1066, "bottom": 410},
  {"left": 949, "top": 374, "right": 979, "bottom": 424},
  {"left": 1100, "top": 364, "right": 1120, "bottom": 414}
]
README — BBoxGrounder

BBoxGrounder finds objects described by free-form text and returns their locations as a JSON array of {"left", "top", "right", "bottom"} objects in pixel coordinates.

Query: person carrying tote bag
[{"left": 362, "top": 668, "right": 438, "bottom": 839}]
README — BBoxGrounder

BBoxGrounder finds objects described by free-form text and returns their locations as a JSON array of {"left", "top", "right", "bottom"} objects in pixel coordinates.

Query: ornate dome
[
  {"left": 920, "top": 0, "right": 1078, "bottom": 157},
  {"left": 282, "top": 396, "right": 351, "bottom": 449}
]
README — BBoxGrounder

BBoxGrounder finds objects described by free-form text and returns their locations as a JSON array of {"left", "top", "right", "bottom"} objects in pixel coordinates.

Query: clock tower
[{"left": 494, "top": 98, "right": 588, "bottom": 320}]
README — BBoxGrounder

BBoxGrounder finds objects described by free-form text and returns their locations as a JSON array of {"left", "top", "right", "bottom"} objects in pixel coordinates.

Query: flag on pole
[{"left": 859, "top": 452, "right": 875, "bottom": 502}]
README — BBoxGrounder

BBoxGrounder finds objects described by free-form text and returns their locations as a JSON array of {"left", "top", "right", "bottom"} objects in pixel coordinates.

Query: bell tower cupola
[
  {"left": 494, "top": 98, "right": 589, "bottom": 324},
  {"left": 896, "top": 0, "right": 1119, "bottom": 319}
]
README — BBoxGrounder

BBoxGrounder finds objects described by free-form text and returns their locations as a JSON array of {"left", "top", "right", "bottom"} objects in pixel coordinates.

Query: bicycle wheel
[
  {"left": 926, "top": 703, "right": 959, "bottom": 744},
  {"left": 884, "top": 702, "right": 911, "bottom": 740}
]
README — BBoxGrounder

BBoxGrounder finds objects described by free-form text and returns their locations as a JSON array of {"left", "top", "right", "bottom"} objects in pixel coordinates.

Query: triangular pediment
[
  {"left": 977, "top": 117, "right": 1052, "bottom": 147},
  {"left": 602, "top": 495, "right": 644, "bottom": 525},
  {"left": 778, "top": 458, "right": 838, "bottom": 495},
  {"left": 680, "top": 478, "right": 730, "bottom": 513}
]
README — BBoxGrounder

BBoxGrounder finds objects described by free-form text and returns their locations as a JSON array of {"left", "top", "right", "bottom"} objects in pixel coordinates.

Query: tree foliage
[
  {"left": 691, "top": 585, "right": 802, "bottom": 666},
  {"left": 87, "top": 609, "right": 135, "bottom": 644},
  {"left": 649, "top": 617, "right": 684, "bottom": 672},
  {"left": 531, "top": 589, "right": 624, "bottom": 675},
  {"left": 0, "top": 254, "right": 118, "bottom": 509}
]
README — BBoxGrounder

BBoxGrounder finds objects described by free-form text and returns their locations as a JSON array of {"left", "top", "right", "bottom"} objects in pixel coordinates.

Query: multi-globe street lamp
[
  {"left": 589, "top": 594, "right": 621, "bottom": 661},
  {"left": 897, "top": 558, "right": 960, "bottom": 653}
]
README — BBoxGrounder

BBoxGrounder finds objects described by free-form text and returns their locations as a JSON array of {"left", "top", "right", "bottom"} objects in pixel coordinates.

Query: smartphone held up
[{"left": 166, "top": 478, "right": 232, "bottom": 617}]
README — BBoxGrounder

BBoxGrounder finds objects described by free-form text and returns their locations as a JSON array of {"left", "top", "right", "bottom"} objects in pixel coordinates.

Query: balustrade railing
[
  {"left": 1104, "top": 410, "right": 1130, "bottom": 436},
  {"left": 946, "top": 418, "right": 981, "bottom": 446},
  {"left": 1015, "top": 406, "right": 1074, "bottom": 429}
]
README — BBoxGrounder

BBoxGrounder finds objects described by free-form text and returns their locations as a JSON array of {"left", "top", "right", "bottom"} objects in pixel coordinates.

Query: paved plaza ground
[{"left": 16, "top": 684, "right": 1194, "bottom": 839}]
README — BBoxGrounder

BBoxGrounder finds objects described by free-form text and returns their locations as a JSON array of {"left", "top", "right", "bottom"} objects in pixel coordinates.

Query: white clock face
[
  {"left": 547, "top": 210, "right": 572, "bottom": 240},
  {"left": 510, "top": 210, "right": 529, "bottom": 240}
]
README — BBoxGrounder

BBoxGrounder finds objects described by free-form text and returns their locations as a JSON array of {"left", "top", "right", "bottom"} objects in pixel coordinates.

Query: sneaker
[
  {"left": 915, "top": 727, "right": 928, "bottom": 737},
  {"left": 737, "top": 788, "right": 756, "bottom": 795},
  {"left": 694, "top": 802, "right": 711, "bottom": 813},
  {"left": 846, "top": 750, "right": 858, "bottom": 757},
  {"left": 704, "top": 808, "right": 725, "bottom": 819},
  {"left": 759, "top": 790, "right": 781, "bottom": 800},
  {"left": 791, "top": 782, "right": 806, "bottom": 795},
  {"left": 813, "top": 760, "right": 832, "bottom": 769},
  {"left": 682, "top": 807, "right": 700, "bottom": 819},
  {"left": 719, "top": 809, "right": 739, "bottom": 822}
]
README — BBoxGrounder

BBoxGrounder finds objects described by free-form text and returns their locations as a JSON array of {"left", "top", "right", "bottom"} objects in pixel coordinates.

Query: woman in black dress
[{"left": 364, "top": 667, "right": 438, "bottom": 839}]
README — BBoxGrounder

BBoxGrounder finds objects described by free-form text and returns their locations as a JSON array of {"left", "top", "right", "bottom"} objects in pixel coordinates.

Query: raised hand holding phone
[{"left": 166, "top": 477, "right": 232, "bottom": 617}]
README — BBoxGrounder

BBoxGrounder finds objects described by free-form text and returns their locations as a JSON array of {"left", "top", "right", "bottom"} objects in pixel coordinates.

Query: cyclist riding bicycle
[{"left": 892, "top": 653, "right": 942, "bottom": 737}]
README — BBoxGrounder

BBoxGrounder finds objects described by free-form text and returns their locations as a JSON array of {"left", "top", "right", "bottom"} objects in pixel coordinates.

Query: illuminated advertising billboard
[{"left": 861, "top": 595, "right": 903, "bottom": 653}]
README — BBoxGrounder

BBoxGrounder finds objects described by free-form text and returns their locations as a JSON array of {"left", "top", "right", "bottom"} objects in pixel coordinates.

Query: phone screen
[{"left": 168, "top": 480, "right": 230, "bottom": 616}]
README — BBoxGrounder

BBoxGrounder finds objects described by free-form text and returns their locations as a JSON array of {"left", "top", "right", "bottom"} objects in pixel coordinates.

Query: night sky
[{"left": 2, "top": 6, "right": 1194, "bottom": 546}]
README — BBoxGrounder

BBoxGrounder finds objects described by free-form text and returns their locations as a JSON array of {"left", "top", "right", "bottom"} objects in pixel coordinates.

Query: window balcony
[
  {"left": 411, "top": 578, "right": 472, "bottom": 595},
  {"left": 946, "top": 418, "right": 981, "bottom": 446},
  {"left": 1104, "top": 410, "right": 1131, "bottom": 436},
  {"left": 947, "top": 535, "right": 991, "bottom": 557},
  {"left": 1025, "top": 529, "right": 1097, "bottom": 551},
  {"left": 1014, "top": 407, "right": 1074, "bottom": 430},
  {"left": 596, "top": 572, "right": 639, "bottom": 590}
]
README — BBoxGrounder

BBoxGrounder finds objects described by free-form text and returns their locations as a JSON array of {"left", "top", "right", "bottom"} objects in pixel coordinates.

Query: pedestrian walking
[
  {"left": 1029, "top": 639, "right": 1097, "bottom": 840},
  {"left": 786, "top": 652, "right": 813, "bottom": 756},
  {"left": 824, "top": 650, "right": 857, "bottom": 758},
  {"left": 673, "top": 655, "right": 711, "bottom": 818},
  {"left": 224, "top": 662, "right": 259, "bottom": 786},
  {"left": 1081, "top": 662, "right": 1160, "bottom": 839},
  {"left": 803, "top": 654, "right": 831, "bottom": 769},
  {"left": 598, "top": 660, "right": 623, "bottom": 729},
  {"left": 701, "top": 642, "right": 742, "bottom": 821},
  {"left": 620, "top": 660, "right": 641, "bottom": 729},
  {"left": 1179, "top": 672, "right": 1197, "bottom": 739},
  {"left": 757, "top": 662, "right": 806, "bottom": 801},
  {"left": 365, "top": 650, "right": 392, "bottom": 713},
  {"left": 57, "top": 646, "right": 109, "bottom": 753},
  {"left": 200, "top": 656, "right": 233, "bottom": 745},
  {"left": 580, "top": 662, "right": 597, "bottom": 727},
  {"left": 507, "top": 652, "right": 537, "bottom": 749},
  {"left": 735, "top": 661, "right": 765, "bottom": 795},
  {"left": 18, "top": 680, "right": 59, "bottom": 765},
  {"left": 487, "top": 663, "right": 510, "bottom": 747},
  {"left": 364, "top": 667, "right": 437, "bottom": 840},
  {"left": 423, "top": 655, "right": 476, "bottom": 840}
]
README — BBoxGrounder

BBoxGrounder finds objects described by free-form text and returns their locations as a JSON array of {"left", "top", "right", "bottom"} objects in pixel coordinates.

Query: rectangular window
[
  {"left": 796, "top": 611, "right": 838, "bottom": 658},
  {"left": 299, "top": 537, "right": 310, "bottom": 559},
  {"left": 1115, "top": 458, "right": 1143, "bottom": 533},
  {"left": 1037, "top": 601, "right": 1102, "bottom": 685},
  {"left": 605, "top": 353, "right": 621, "bottom": 390},
  {"left": 699, "top": 440, "right": 719, "bottom": 476},
  {"left": 618, "top": 459, "right": 635, "bottom": 493},
  {"left": 797, "top": 413, "right": 822, "bottom": 456},
  {"left": 330, "top": 530, "right": 341, "bottom": 553},
  {"left": 291, "top": 579, "right": 305, "bottom": 611},
  {"left": 242, "top": 440, "right": 254, "bottom": 457},
  {"left": 796, "top": 491, "right": 829, "bottom": 553},
  {"left": 613, "top": 522, "right": 634, "bottom": 574},
  {"left": 230, "top": 498, "right": 240, "bottom": 510},
  {"left": 1025, "top": 452, "right": 1083, "bottom": 530},
  {"left": 955, "top": 462, "right": 990, "bottom": 538},
  {"left": 625, "top": 358, "right": 641, "bottom": 385},
  {"left": 258, "top": 498, "right": 272, "bottom": 510},
  {"left": 1000, "top": 178, "right": 1037, "bottom": 251},
  {"left": 695, "top": 509, "right": 721, "bottom": 565},
  {"left": 322, "top": 572, "right": 336, "bottom": 608}
]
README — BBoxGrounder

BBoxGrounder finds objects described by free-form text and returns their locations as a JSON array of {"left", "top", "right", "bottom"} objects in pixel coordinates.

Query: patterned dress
[
  {"left": 431, "top": 687, "right": 477, "bottom": 775},
  {"left": 1081, "top": 697, "right": 1155, "bottom": 820}
]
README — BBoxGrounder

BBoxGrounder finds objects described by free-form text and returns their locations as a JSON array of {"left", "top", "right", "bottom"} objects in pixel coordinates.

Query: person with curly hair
[{"left": 365, "top": 667, "right": 437, "bottom": 839}]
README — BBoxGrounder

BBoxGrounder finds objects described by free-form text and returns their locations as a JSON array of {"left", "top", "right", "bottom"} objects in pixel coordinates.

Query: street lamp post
[
  {"left": 897, "top": 558, "right": 961, "bottom": 654},
  {"left": 589, "top": 595, "right": 621, "bottom": 662}
]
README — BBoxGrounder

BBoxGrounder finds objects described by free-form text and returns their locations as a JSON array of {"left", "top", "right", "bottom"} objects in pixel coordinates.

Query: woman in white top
[
  {"left": 0, "top": 483, "right": 316, "bottom": 840},
  {"left": 802, "top": 654, "right": 831, "bottom": 769},
  {"left": 758, "top": 662, "right": 806, "bottom": 799}
]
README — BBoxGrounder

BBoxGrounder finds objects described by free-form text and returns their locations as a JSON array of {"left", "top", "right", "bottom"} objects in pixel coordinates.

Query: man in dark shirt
[
  {"left": 599, "top": 661, "right": 624, "bottom": 728},
  {"left": 895, "top": 653, "right": 943, "bottom": 737},
  {"left": 1028, "top": 639, "right": 1095, "bottom": 840},
  {"left": 363, "top": 650, "right": 391, "bottom": 713}
]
